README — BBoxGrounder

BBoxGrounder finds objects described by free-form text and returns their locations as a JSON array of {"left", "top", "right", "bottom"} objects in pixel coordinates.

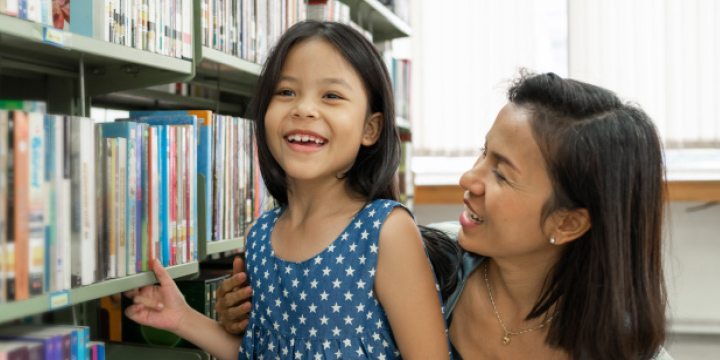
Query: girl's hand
[
  {"left": 215, "top": 256, "right": 253, "bottom": 335},
  {"left": 124, "top": 259, "right": 192, "bottom": 333}
]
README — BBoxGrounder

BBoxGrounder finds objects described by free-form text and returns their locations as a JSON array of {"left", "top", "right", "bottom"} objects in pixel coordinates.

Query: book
[
  {"left": 0, "top": 111, "right": 7, "bottom": 303},
  {"left": 11, "top": 111, "right": 30, "bottom": 301},
  {"left": 87, "top": 341, "right": 104, "bottom": 360},
  {"left": 107, "top": 138, "right": 117, "bottom": 279},
  {"left": 0, "top": 326, "right": 60, "bottom": 360},
  {"left": 69, "top": 116, "right": 96, "bottom": 287},
  {"left": 117, "top": 137, "right": 127, "bottom": 278},
  {"left": 0, "top": 341, "right": 32, "bottom": 360},
  {"left": 27, "top": 113, "right": 45, "bottom": 297},
  {"left": 70, "top": 0, "right": 106, "bottom": 39}
]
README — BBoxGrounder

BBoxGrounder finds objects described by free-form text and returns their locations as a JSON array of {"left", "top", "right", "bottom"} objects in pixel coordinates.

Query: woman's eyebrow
[{"left": 490, "top": 150, "right": 521, "bottom": 174}]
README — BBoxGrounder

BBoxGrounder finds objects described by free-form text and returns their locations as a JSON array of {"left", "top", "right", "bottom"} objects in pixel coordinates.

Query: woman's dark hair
[
  {"left": 509, "top": 70, "right": 667, "bottom": 359},
  {"left": 248, "top": 21, "right": 400, "bottom": 206}
]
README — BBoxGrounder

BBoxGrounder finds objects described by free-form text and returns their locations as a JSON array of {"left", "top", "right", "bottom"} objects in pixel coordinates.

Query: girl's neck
[{"left": 284, "top": 177, "right": 366, "bottom": 228}]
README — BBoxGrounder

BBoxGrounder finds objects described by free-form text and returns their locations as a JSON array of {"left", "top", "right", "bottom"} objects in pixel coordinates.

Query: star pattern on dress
[{"left": 238, "top": 200, "right": 438, "bottom": 360}]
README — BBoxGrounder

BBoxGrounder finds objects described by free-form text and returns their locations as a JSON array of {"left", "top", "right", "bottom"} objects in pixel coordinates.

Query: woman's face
[{"left": 458, "top": 103, "right": 557, "bottom": 259}]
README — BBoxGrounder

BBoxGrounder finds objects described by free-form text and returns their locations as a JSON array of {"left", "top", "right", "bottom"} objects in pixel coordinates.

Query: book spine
[
  {"left": 168, "top": 127, "right": 177, "bottom": 265},
  {"left": 27, "top": 113, "right": 45, "bottom": 296},
  {"left": 43, "top": 116, "right": 56, "bottom": 294},
  {"left": 0, "top": 111, "right": 7, "bottom": 303},
  {"left": 71, "top": 117, "right": 96, "bottom": 287},
  {"left": 118, "top": 138, "right": 127, "bottom": 278},
  {"left": 177, "top": 127, "right": 186, "bottom": 263},
  {"left": 140, "top": 125, "right": 149, "bottom": 272},
  {"left": 13, "top": 111, "right": 30, "bottom": 300},
  {"left": 186, "top": 125, "right": 195, "bottom": 261},
  {"left": 159, "top": 126, "right": 169, "bottom": 267},
  {"left": 94, "top": 125, "right": 106, "bottom": 283},
  {"left": 107, "top": 138, "right": 116, "bottom": 279},
  {"left": 126, "top": 127, "right": 137, "bottom": 275},
  {"left": 149, "top": 127, "right": 159, "bottom": 269},
  {"left": 61, "top": 118, "right": 71, "bottom": 290}
]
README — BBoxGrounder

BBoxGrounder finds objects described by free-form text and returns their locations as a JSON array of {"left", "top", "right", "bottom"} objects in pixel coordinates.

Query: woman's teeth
[{"left": 465, "top": 205, "right": 484, "bottom": 224}]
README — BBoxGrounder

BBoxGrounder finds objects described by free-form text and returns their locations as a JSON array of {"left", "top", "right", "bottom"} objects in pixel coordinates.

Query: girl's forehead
[{"left": 282, "top": 40, "right": 360, "bottom": 80}]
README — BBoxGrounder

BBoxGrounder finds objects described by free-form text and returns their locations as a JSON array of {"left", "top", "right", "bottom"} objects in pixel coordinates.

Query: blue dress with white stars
[{"left": 239, "top": 199, "right": 442, "bottom": 360}]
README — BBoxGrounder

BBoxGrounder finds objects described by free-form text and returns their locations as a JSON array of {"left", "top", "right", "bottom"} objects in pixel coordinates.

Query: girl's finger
[
  {"left": 133, "top": 294, "right": 164, "bottom": 310},
  {"left": 124, "top": 303, "right": 145, "bottom": 320},
  {"left": 123, "top": 288, "right": 140, "bottom": 299},
  {"left": 152, "top": 259, "right": 175, "bottom": 287}
]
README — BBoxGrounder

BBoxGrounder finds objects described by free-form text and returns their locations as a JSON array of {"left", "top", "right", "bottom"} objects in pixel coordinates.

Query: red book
[{"left": 13, "top": 111, "right": 30, "bottom": 301}]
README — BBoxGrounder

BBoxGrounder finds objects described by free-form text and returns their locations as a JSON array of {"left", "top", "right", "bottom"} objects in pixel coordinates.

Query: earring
[{"left": 550, "top": 238, "right": 556, "bottom": 244}]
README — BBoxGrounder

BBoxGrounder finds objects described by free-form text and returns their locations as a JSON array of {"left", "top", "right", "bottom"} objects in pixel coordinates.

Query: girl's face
[
  {"left": 458, "top": 104, "right": 557, "bottom": 259},
  {"left": 264, "top": 39, "right": 379, "bottom": 184}
]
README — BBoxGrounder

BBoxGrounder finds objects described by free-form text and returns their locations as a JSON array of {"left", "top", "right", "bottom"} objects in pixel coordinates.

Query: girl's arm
[
  {"left": 124, "top": 259, "right": 243, "bottom": 360},
  {"left": 374, "top": 209, "right": 450, "bottom": 359}
]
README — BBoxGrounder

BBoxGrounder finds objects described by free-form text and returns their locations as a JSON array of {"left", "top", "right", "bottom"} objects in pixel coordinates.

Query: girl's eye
[
  {"left": 324, "top": 93, "right": 342, "bottom": 99},
  {"left": 277, "top": 89, "right": 295, "bottom": 96}
]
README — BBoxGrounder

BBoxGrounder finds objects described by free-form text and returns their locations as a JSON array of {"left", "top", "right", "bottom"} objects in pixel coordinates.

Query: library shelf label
[
  {"left": 49, "top": 291, "right": 71, "bottom": 310},
  {"left": 43, "top": 26, "right": 66, "bottom": 47}
]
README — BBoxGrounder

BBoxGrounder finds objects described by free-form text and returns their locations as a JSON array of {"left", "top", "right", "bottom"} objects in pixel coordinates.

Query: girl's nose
[
  {"left": 459, "top": 161, "right": 485, "bottom": 196},
  {"left": 292, "top": 97, "right": 319, "bottom": 119}
]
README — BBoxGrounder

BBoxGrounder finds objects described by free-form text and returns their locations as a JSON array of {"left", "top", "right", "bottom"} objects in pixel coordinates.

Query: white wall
[{"left": 414, "top": 201, "right": 720, "bottom": 334}]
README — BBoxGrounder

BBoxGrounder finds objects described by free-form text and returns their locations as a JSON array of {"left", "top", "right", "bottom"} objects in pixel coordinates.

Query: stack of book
[
  {"left": 200, "top": 0, "right": 306, "bottom": 64},
  {"left": 0, "top": 0, "right": 193, "bottom": 60},
  {"left": 0, "top": 324, "right": 104, "bottom": 360},
  {"left": 306, "top": 0, "right": 372, "bottom": 41}
]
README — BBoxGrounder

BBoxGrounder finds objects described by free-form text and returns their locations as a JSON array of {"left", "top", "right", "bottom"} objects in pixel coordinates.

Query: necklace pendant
[{"left": 502, "top": 332, "right": 511, "bottom": 346}]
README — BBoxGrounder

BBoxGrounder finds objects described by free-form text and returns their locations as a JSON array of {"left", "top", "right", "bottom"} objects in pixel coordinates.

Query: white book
[
  {"left": 61, "top": 118, "right": 72, "bottom": 290},
  {"left": 117, "top": 138, "right": 127, "bottom": 278},
  {"left": 70, "top": 116, "right": 96, "bottom": 287}
]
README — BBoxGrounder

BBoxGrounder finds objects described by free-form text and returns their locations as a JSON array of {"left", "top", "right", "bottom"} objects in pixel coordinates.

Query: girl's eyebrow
[
  {"left": 319, "top": 77, "right": 353, "bottom": 90},
  {"left": 279, "top": 75, "right": 298, "bottom": 83}
]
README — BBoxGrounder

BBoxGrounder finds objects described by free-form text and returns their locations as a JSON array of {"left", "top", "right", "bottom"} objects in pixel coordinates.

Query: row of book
[
  {"left": 0, "top": 324, "right": 104, "bottom": 360},
  {"left": 0, "top": 109, "right": 263, "bottom": 303},
  {"left": 200, "top": 0, "right": 306, "bottom": 64},
  {"left": 307, "top": 0, "right": 373, "bottom": 42},
  {"left": 0, "top": 0, "right": 193, "bottom": 60}
]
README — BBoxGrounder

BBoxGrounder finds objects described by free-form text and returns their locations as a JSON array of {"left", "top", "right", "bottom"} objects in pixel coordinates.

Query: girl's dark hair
[
  {"left": 509, "top": 70, "right": 667, "bottom": 359},
  {"left": 418, "top": 226, "right": 462, "bottom": 300},
  {"left": 248, "top": 21, "right": 400, "bottom": 206}
]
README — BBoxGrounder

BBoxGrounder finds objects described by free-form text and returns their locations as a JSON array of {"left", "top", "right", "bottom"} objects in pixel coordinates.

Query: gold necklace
[{"left": 484, "top": 263, "right": 555, "bottom": 346}]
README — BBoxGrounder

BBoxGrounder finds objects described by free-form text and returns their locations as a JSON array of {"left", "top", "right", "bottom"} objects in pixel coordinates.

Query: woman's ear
[
  {"left": 549, "top": 208, "right": 591, "bottom": 245},
  {"left": 362, "top": 112, "right": 383, "bottom": 146}
]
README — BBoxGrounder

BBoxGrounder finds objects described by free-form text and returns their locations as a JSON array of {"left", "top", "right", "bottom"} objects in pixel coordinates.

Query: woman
[{"left": 214, "top": 71, "right": 671, "bottom": 359}]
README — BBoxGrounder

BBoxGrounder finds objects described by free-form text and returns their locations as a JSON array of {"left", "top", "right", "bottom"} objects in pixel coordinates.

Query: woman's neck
[{"left": 485, "top": 253, "right": 560, "bottom": 323}]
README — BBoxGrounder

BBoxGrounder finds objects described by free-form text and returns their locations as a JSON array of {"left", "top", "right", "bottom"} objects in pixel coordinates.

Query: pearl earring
[{"left": 550, "top": 238, "right": 556, "bottom": 244}]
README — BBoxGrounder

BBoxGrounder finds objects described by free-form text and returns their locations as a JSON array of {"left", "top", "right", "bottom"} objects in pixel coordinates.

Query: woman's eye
[
  {"left": 493, "top": 169, "right": 507, "bottom": 182},
  {"left": 277, "top": 89, "right": 295, "bottom": 96},
  {"left": 480, "top": 147, "right": 487, "bottom": 158}
]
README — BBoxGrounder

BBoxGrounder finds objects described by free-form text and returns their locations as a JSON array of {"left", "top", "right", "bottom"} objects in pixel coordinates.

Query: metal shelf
[
  {"left": 193, "top": 47, "right": 262, "bottom": 98},
  {"left": 344, "top": 0, "right": 412, "bottom": 42},
  {"left": 0, "top": 14, "right": 194, "bottom": 96},
  {"left": 0, "top": 262, "right": 199, "bottom": 324},
  {"left": 396, "top": 116, "right": 411, "bottom": 133},
  {"left": 92, "top": 89, "right": 244, "bottom": 115},
  {"left": 205, "top": 238, "right": 245, "bottom": 257}
]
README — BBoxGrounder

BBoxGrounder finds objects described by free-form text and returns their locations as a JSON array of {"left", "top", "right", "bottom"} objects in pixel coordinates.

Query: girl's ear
[
  {"left": 548, "top": 208, "right": 591, "bottom": 245},
  {"left": 362, "top": 112, "right": 383, "bottom": 146}
]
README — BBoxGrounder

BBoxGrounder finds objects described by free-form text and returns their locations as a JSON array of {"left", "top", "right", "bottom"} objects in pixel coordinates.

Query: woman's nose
[{"left": 459, "top": 162, "right": 485, "bottom": 196}]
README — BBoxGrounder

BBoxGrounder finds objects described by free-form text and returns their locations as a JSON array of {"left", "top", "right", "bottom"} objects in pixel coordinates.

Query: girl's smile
[{"left": 284, "top": 130, "right": 328, "bottom": 153}]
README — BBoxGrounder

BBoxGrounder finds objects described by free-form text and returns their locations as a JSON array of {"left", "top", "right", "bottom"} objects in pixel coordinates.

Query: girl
[{"left": 124, "top": 21, "right": 450, "bottom": 360}]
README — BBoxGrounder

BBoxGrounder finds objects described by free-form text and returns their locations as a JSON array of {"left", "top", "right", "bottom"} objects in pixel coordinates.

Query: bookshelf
[
  {"left": 0, "top": 262, "right": 199, "bottom": 324},
  {"left": 344, "top": 0, "right": 412, "bottom": 41}
]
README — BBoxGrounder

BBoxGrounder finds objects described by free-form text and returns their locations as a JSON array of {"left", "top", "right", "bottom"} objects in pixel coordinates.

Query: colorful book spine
[
  {"left": 108, "top": 138, "right": 117, "bottom": 279},
  {"left": 61, "top": 118, "right": 71, "bottom": 290},
  {"left": 168, "top": 128, "right": 177, "bottom": 265},
  {"left": 42, "top": 115, "right": 57, "bottom": 293},
  {"left": 139, "top": 124, "right": 149, "bottom": 272}
]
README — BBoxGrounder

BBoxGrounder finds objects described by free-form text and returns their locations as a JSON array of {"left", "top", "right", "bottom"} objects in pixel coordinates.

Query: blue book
[
  {"left": 53, "top": 325, "right": 89, "bottom": 360},
  {"left": 0, "top": 330, "right": 60, "bottom": 360},
  {"left": 97, "top": 122, "right": 143, "bottom": 274},
  {"left": 69, "top": 0, "right": 106, "bottom": 39},
  {"left": 88, "top": 341, "right": 105, "bottom": 360},
  {"left": 126, "top": 113, "right": 202, "bottom": 259}
]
